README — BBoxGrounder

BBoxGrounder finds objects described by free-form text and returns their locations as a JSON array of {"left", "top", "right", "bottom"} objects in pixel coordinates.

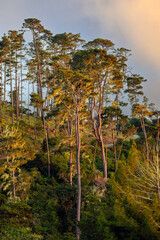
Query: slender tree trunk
[
  {"left": 75, "top": 107, "right": 81, "bottom": 240},
  {"left": 0, "top": 61, "right": 2, "bottom": 117},
  {"left": 114, "top": 141, "right": 117, "bottom": 172},
  {"left": 46, "top": 83, "right": 50, "bottom": 139},
  {"left": 51, "top": 98, "right": 53, "bottom": 112},
  {"left": 99, "top": 137, "right": 107, "bottom": 179},
  {"left": 10, "top": 51, "right": 14, "bottom": 125},
  {"left": 93, "top": 142, "right": 97, "bottom": 171},
  {"left": 12, "top": 169, "right": 16, "bottom": 198},
  {"left": 68, "top": 118, "right": 73, "bottom": 186},
  {"left": 32, "top": 30, "right": 50, "bottom": 176},
  {"left": 0, "top": 61, "right": 2, "bottom": 97},
  {"left": 69, "top": 151, "right": 73, "bottom": 186},
  {"left": 4, "top": 62, "right": 6, "bottom": 101},
  {"left": 140, "top": 118, "right": 149, "bottom": 166},
  {"left": 112, "top": 129, "right": 117, "bottom": 172},
  {"left": 156, "top": 115, "right": 160, "bottom": 198},
  {"left": 113, "top": 141, "right": 118, "bottom": 172},
  {"left": 18, "top": 76, "right": 20, "bottom": 119},
  {"left": 34, "top": 103, "right": 36, "bottom": 139},
  {"left": 32, "top": 82, "right": 36, "bottom": 139},
  {"left": 118, "top": 142, "right": 124, "bottom": 162},
  {"left": 46, "top": 131, "right": 50, "bottom": 178},
  {"left": 42, "top": 82, "right": 50, "bottom": 176},
  {"left": 32, "top": 29, "right": 44, "bottom": 124},
  {"left": 90, "top": 102, "right": 107, "bottom": 179},
  {"left": 28, "top": 80, "right": 30, "bottom": 123},
  {"left": 98, "top": 110, "right": 107, "bottom": 179},
  {"left": 15, "top": 53, "right": 19, "bottom": 120},
  {"left": 44, "top": 118, "right": 50, "bottom": 178},
  {"left": 11, "top": 155, "right": 16, "bottom": 198},
  {"left": 21, "top": 58, "right": 23, "bottom": 119}
]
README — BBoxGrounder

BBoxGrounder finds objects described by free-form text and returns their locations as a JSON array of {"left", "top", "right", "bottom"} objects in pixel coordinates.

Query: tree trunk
[
  {"left": 114, "top": 140, "right": 117, "bottom": 172},
  {"left": 4, "top": 62, "right": 6, "bottom": 101},
  {"left": 93, "top": 142, "right": 97, "bottom": 171},
  {"left": 10, "top": 53, "right": 14, "bottom": 125},
  {"left": 32, "top": 82, "right": 36, "bottom": 139},
  {"left": 156, "top": 115, "right": 160, "bottom": 198},
  {"left": 18, "top": 76, "right": 20, "bottom": 118},
  {"left": 12, "top": 169, "right": 16, "bottom": 198},
  {"left": 69, "top": 151, "right": 73, "bottom": 186},
  {"left": 68, "top": 118, "right": 73, "bottom": 186},
  {"left": 15, "top": 54, "right": 19, "bottom": 120},
  {"left": 75, "top": 107, "right": 81, "bottom": 240},
  {"left": 98, "top": 109, "right": 107, "bottom": 179},
  {"left": 112, "top": 129, "right": 117, "bottom": 172},
  {"left": 21, "top": 58, "right": 23, "bottom": 119},
  {"left": 99, "top": 137, "right": 107, "bottom": 179},
  {"left": 118, "top": 142, "right": 124, "bottom": 162},
  {"left": 90, "top": 105, "right": 107, "bottom": 179},
  {"left": 141, "top": 118, "right": 149, "bottom": 166},
  {"left": 43, "top": 117, "right": 51, "bottom": 178},
  {"left": 0, "top": 61, "right": 2, "bottom": 117},
  {"left": 28, "top": 80, "right": 30, "bottom": 123},
  {"left": 32, "top": 28, "right": 44, "bottom": 124},
  {"left": 11, "top": 155, "right": 16, "bottom": 198},
  {"left": 32, "top": 30, "right": 50, "bottom": 176},
  {"left": 46, "top": 127, "right": 50, "bottom": 178}
]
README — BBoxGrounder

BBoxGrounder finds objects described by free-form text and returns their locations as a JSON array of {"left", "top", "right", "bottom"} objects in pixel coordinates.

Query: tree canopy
[{"left": 0, "top": 18, "right": 159, "bottom": 240}]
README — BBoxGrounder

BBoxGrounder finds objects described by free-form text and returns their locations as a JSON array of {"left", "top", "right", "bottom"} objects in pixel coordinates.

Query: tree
[
  {"left": 48, "top": 32, "right": 85, "bottom": 185},
  {"left": 132, "top": 104, "right": 152, "bottom": 165},
  {"left": 0, "top": 124, "right": 36, "bottom": 199},
  {"left": 71, "top": 39, "right": 124, "bottom": 179},
  {"left": 50, "top": 67, "right": 94, "bottom": 239},
  {"left": 23, "top": 18, "right": 53, "bottom": 177}
]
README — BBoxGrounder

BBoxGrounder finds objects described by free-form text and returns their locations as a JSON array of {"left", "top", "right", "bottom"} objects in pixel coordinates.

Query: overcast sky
[{"left": 1, "top": 0, "right": 160, "bottom": 107}]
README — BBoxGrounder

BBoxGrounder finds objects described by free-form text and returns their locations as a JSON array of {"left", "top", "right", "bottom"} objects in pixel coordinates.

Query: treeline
[{"left": 0, "top": 18, "right": 160, "bottom": 240}]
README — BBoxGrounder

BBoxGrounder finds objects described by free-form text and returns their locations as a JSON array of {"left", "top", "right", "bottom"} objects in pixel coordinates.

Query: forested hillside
[{"left": 0, "top": 18, "right": 159, "bottom": 240}]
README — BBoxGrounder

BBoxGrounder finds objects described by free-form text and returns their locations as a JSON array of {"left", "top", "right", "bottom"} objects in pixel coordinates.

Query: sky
[{"left": 1, "top": 0, "right": 160, "bottom": 107}]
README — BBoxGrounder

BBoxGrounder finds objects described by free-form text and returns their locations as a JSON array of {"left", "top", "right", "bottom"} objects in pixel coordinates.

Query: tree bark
[
  {"left": 68, "top": 118, "right": 73, "bottom": 185},
  {"left": 99, "top": 137, "right": 107, "bottom": 179},
  {"left": 32, "top": 82, "right": 37, "bottom": 139},
  {"left": 10, "top": 46, "right": 14, "bottom": 125},
  {"left": 4, "top": 62, "right": 6, "bottom": 101},
  {"left": 156, "top": 115, "right": 160, "bottom": 198},
  {"left": 21, "top": 58, "right": 23, "bottom": 119},
  {"left": 46, "top": 127, "right": 50, "bottom": 178},
  {"left": 28, "top": 80, "right": 30, "bottom": 123},
  {"left": 0, "top": 61, "right": 2, "bottom": 117},
  {"left": 112, "top": 129, "right": 117, "bottom": 172},
  {"left": 32, "top": 28, "right": 44, "bottom": 125},
  {"left": 90, "top": 100, "right": 108, "bottom": 179},
  {"left": 15, "top": 52, "right": 19, "bottom": 120},
  {"left": 12, "top": 169, "right": 16, "bottom": 198},
  {"left": 75, "top": 107, "right": 81, "bottom": 240},
  {"left": 31, "top": 27, "right": 50, "bottom": 176},
  {"left": 140, "top": 118, "right": 149, "bottom": 166},
  {"left": 11, "top": 155, "right": 16, "bottom": 198}
]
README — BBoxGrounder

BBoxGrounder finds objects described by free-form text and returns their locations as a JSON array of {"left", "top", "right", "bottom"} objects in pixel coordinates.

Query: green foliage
[
  {"left": 27, "top": 169, "right": 77, "bottom": 239},
  {"left": 0, "top": 18, "right": 159, "bottom": 240},
  {"left": 111, "top": 142, "right": 160, "bottom": 239},
  {"left": 0, "top": 124, "right": 37, "bottom": 198},
  {"left": 0, "top": 227, "right": 42, "bottom": 240}
]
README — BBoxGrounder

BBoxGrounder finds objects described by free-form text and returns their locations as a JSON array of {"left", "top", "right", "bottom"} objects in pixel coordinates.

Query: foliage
[{"left": 0, "top": 18, "right": 159, "bottom": 240}]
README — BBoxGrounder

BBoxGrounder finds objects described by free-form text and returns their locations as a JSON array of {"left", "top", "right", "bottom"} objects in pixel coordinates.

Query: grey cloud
[{"left": 0, "top": 0, "right": 159, "bottom": 105}]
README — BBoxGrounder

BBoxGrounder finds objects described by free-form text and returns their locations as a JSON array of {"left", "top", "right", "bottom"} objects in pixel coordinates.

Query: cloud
[
  {"left": 1, "top": 0, "right": 160, "bottom": 72},
  {"left": 81, "top": 0, "right": 160, "bottom": 71},
  {"left": 0, "top": 0, "right": 159, "bottom": 104}
]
